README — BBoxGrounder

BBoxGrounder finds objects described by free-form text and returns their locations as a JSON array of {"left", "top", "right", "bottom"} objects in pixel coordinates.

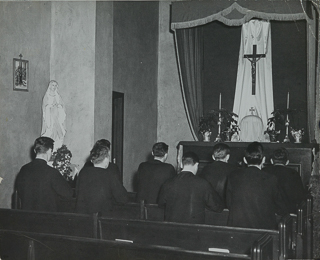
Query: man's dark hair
[
  {"left": 152, "top": 142, "right": 169, "bottom": 157},
  {"left": 182, "top": 152, "right": 199, "bottom": 166},
  {"left": 244, "top": 142, "right": 264, "bottom": 165},
  {"left": 94, "top": 139, "right": 111, "bottom": 149},
  {"left": 34, "top": 137, "right": 54, "bottom": 154},
  {"left": 212, "top": 143, "right": 230, "bottom": 160},
  {"left": 272, "top": 147, "right": 288, "bottom": 164},
  {"left": 90, "top": 145, "right": 110, "bottom": 164}
]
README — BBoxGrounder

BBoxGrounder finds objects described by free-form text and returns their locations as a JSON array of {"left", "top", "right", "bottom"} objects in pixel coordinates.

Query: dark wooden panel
[
  {"left": 98, "top": 217, "right": 279, "bottom": 257},
  {"left": 0, "top": 230, "right": 253, "bottom": 260},
  {"left": 178, "top": 142, "right": 318, "bottom": 188},
  {"left": 0, "top": 209, "right": 97, "bottom": 238}
]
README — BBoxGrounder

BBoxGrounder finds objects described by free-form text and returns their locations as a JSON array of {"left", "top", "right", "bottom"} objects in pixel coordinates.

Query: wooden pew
[
  {"left": 98, "top": 215, "right": 295, "bottom": 260},
  {"left": 0, "top": 229, "right": 273, "bottom": 260},
  {"left": 0, "top": 208, "right": 295, "bottom": 259},
  {"left": 296, "top": 195, "right": 313, "bottom": 259},
  {"left": 205, "top": 208, "right": 229, "bottom": 226},
  {"left": 112, "top": 201, "right": 229, "bottom": 225},
  {"left": 0, "top": 208, "right": 98, "bottom": 238}
]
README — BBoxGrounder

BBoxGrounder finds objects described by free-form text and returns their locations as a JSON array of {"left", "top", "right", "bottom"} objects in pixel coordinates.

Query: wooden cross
[{"left": 244, "top": 45, "right": 265, "bottom": 95}]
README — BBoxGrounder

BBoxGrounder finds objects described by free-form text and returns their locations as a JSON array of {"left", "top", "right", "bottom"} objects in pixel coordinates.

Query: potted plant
[
  {"left": 199, "top": 113, "right": 217, "bottom": 141},
  {"left": 265, "top": 108, "right": 303, "bottom": 142},
  {"left": 199, "top": 109, "right": 238, "bottom": 142},
  {"left": 264, "top": 118, "right": 281, "bottom": 142},
  {"left": 220, "top": 109, "right": 239, "bottom": 141}
]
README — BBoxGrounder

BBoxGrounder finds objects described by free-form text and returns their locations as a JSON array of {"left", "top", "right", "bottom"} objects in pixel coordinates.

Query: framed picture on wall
[{"left": 13, "top": 56, "right": 29, "bottom": 91}]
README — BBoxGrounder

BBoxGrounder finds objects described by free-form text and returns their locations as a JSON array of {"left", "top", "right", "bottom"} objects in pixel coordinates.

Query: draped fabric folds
[
  {"left": 175, "top": 28, "right": 204, "bottom": 140},
  {"left": 306, "top": 4, "right": 317, "bottom": 142},
  {"left": 171, "top": 0, "right": 311, "bottom": 29},
  {"left": 171, "top": 0, "right": 318, "bottom": 141},
  {"left": 171, "top": 0, "right": 310, "bottom": 29},
  {"left": 233, "top": 20, "right": 274, "bottom": 133}
]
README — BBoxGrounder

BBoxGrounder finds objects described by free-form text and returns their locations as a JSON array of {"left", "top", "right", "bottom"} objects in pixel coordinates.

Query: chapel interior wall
[
  {"left": 112, "top": 1, "right": 160, "bottom": 191},
  {"left": 0, "top": 2, "right": 52, "bottom": 208}
]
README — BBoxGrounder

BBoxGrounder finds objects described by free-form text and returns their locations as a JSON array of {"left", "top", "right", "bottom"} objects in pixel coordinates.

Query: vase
[
  {"left": 293, "top": 135, "right": 302, "bottom": 143},
  {"left": 202, "top": 131, "right": 211, "bottom": 142},
  {"left": 269, "top": 133, "right": 278, "bottom": 143}
]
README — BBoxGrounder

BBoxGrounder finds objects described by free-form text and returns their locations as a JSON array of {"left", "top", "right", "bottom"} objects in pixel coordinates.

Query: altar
[{"left": 177, "top": 141, "right": 319, "bottom": 189}]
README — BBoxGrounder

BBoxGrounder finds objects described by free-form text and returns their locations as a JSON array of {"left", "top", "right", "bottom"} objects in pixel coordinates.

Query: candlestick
[
  {"left": 286, "top": 92, "right": 289, "bottom": 109},
  {"left": 219, "top": 93, "right": 221, "bottom": 110}
]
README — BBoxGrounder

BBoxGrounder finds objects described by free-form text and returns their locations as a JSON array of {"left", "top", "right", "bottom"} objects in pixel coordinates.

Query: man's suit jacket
[
  {"left": 83, "top": 161, "right": 122, "bottom": 182},
  {"left": 226, "top": 166, "right": 288, "bottom": 230},
  {"left": 158, "top": 171, "right": 223, "bottom": 224},
  {"left": 16, "top": 158, "right": 73, "bottom": 212},
  {"left": 136, "top": 159, "right": 176, "bottom": 204},
  {"left": 199, "top": 161, "right": 238, "bottom": 206},
  {"left": 263, "top": 165, "right": 306, "bottom": 213},
  {"left": 75, "top": 166, "right": 128, "bottom": 215}
]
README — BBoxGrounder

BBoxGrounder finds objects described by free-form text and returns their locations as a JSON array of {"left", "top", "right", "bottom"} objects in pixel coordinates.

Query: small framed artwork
[{"left": 13, "top": 55, "right": 29, "bottom": 91}]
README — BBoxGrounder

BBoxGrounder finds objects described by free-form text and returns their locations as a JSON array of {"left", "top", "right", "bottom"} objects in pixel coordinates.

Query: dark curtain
[
  {"left": 175, "top": 27, "right": 204, "bottom": 140},
  {"left": 307, "top": 4, "right": 318, "bottom": 142}
]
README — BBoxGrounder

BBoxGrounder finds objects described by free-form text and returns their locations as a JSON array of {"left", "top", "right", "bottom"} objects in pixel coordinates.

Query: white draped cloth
[
  {"left": 233, "top": 20, "right": 274, "bottom": 141},
  {"left": 41, "top": 80, "right": 66, "bottom": 150}
]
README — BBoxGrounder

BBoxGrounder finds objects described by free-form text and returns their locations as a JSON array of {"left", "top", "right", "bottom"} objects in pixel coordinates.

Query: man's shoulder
[
  {"left": 19, "top": 161, "right": 33, "bottom": 171},
  {"left": 203, "top": 161, "right": 237, "bottom": 172},
  {"left": 106, "top": 162, "right": 120, "bottom": 173},
  {"left": 228, "top": 166, "right": 246, "bottom": 176},
  {"left": 263, "top": 165, "right": 297, "bottom": 175},
  {"left": 139, "top": 160, "right": 174, "bottom": 170}
]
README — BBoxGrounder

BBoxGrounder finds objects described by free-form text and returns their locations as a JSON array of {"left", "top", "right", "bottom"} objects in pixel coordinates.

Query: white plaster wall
[
  {"left": 50, "top": 2, "right": 96, "bottom": 167},
  {"left": 157, "top": 1, "right": 193, "bottom": 168},
  {"left": 0, "top": 2, "right": 51, "bottom": 208},
  {"left": 95, "top": 1, "right": 113, "bottom": 142}
]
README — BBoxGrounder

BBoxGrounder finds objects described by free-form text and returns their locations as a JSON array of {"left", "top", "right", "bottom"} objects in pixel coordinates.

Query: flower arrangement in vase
[
  {"left": 199, "top": 113, "right": 216, "bottom": 141},
  {"left": 51, "top": 145, "right": 78, "bottom": 185},
  {"left": 290, "top": 128, "right": 304, "bottom": 143},
  {"left": 264, "top": 117, "right": 281, "bottom": 142},
  {"left": 265, "top": 108, "right": 304, "bottom": 143},
  {"left": 199, "top": 109, "right": 238, "bottom": 142}
]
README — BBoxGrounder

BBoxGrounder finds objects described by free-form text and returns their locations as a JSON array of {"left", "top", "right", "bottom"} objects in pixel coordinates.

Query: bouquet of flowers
[
  {"left": 51, "top": 145, "right": 73, "bottom": 181},
  {"left": 290, "top": 128, "right": 304, "bottom": 143}
]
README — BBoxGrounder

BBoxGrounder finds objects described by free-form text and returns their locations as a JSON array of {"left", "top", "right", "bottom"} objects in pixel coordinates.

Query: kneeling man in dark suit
[
  {"left": 226, "top": 142, "right": 288, "bottom": 229},
  {"left": 15, "top": 137, "right": 73, "bottom": 212},
  {"left": 136, "top": 142, "right": 176, "bottom": 204},
  {"left": 158, "top": 152, "right": 223, "bottom": 224}
]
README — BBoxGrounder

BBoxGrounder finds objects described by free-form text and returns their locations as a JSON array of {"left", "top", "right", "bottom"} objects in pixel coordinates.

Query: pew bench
[
  {"left": 98, "top": 215, "right": 295, "bottom": 260},
  {"left": 0, "top": 229, "right": 273, "bottom": 260},
  {"left": 0, "top": 199, "right": 310, "bottom": 259}
]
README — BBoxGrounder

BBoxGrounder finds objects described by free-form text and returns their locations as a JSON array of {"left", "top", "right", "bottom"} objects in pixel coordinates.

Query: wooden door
[{"left": 112, "top": 91, "right": 124, "bottom": 182}]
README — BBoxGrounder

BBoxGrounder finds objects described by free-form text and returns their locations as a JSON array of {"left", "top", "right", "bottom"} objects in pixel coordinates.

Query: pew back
[
  {"left": 0, "top": 208, "right": 98, "bottom": 238},
  {"left": 111, "top": 202, "right": 229, "bottom": 225},
  {"left": 0, "top": 230, "right": 257, "bottom": 260},
  {"left": 296, "top": 195, "right": 313, "bottom": 259},
  {"left": 98, "top": 217, "right": 279, "bottom": 258}
]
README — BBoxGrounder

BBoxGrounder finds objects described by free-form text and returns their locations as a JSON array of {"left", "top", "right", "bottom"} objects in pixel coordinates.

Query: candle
[
  {"left": 287, "top": 92, "right": 290, "bottom": 109},
  {"left": 219, "top": 93, "right": 221, "bottom": 110}
]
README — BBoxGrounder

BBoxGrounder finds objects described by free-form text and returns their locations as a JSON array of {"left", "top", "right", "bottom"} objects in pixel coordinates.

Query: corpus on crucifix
[{"left": 244, "top": 44, "right": 266, "bottom": 95}]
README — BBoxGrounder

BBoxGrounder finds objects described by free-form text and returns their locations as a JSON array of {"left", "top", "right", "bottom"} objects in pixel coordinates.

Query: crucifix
[{"left": 244, "top": 45, "right": 265, "bottom": 95}]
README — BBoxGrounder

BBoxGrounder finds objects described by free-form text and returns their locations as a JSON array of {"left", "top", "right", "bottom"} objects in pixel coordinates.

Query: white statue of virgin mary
[{"left": 41, "top": 80, "right": 66, "bottom": 150}]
